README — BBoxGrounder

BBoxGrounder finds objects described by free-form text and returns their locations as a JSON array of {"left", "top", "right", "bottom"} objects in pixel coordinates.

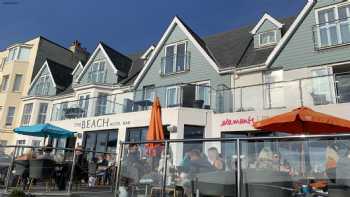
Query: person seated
[
  {"left": 16, "top": 149, "right": 36, "bottom": 160},
  {"left": 37, "top": 144, "right": 54, "bottom": 160},
  {"left": 96, "top": 154, "right": 109, "bottom": 185},
  {"left": 186, "top": 149, "right": 213, "bottom": 175},
  {"left": 74, "top": 146, "right": 89, "bottom": 184},
  {"left": 256, "top": 147, "right": 274, "bottom": 169},
  {"left": 207, "top": 147, "right": 224, "bottom": 171}
]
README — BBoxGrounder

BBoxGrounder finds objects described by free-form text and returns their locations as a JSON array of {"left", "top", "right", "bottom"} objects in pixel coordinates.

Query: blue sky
[{"left": 0, "top": 0, "right": 305, "bottom": 54}]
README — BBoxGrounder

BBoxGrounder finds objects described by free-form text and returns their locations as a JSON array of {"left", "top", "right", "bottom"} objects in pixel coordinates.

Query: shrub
[{"left": 9, "top": 189, "right": 26, "bottom": 197}]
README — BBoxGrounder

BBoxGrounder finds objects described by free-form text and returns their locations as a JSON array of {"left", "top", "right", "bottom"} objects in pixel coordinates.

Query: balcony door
[
  {"left": 83, "top": 130, "right": 118, "bottom": 160},
  {"left": 333, "top": 64, "right": 350, "bottom": 103}
]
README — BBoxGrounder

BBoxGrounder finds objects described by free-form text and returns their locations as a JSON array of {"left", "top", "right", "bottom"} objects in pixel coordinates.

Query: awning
[{"left": 14, "top": 123, "right": 75, "bottom": 138}]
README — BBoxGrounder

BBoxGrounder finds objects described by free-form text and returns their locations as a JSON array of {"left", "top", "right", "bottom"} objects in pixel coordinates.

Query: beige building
[{"left": 0, "top": 37, "right": 89, "bottom": 145}]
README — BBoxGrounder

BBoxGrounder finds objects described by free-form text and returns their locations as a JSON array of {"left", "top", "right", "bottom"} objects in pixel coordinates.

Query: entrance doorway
[{"left": 83, "top": 130, "right": 118, "bottom": 160}]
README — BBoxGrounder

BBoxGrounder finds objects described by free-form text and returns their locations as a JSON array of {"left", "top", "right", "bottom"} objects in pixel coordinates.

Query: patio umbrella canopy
[
  {"left": 253, "top": 107, "right": 350, "bottom": 134},
  {"left": 14, "top": 123, "right": 75, "bottom": 138},
  {"left": 146, "top": 97, "right": 165, "bottom": 157}
]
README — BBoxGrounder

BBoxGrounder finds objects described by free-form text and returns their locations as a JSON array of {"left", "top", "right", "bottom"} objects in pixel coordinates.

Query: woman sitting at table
[{"left": 207, "top": 147, "right": 224, "bottom": 171}]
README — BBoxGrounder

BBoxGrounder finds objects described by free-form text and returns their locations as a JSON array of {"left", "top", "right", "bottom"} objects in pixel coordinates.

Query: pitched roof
[
  {"left": 100, "top": 42, "right": 132, "bottom": 74},
  {"left": 202, "top": 16, "right": 295, "bottom": 69},
  {"left": 46, "top": 59, "right": 73, "bottom": 89},
  {"left": 237, "top": 16, "right": 296, "bottom": 68}
]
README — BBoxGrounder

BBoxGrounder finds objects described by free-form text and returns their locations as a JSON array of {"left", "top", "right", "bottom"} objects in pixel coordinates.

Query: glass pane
[
  {"left": 340, "top": 22, "right": 350, "bottom": 43},
  {"left": 336, "top": 73, "right": 350, "bottom": 103},
  {"left": 165, "top": 45, "right": 174, "bottom": 74},
  {"left": 18, "top": 47, "right": 30, "bottom": 61},
  {"left": 13, "top": 74, "right": 22, "bottom": 91},
  {"left": 338, "top": 6, "right": 349, "bottom": 19},
  {"left": 166, "top": 87, "right": 177, "bottom": 106},
  {"left": 107, "top": 131, "right": 118, "bottom": 153},
  {"left": 320, "top": 28, "right": 329, "bottom": 47},
  {"left": 176, "top": 43, "right": 186, "bottom": 71},
  {"left": 329, "top": 25, "right": 339, "bottom": 45},
  {"left": 96, "top": 133, "right": 108, "bottom": 153},
  {"left": 318, "top": 10, "right": 327, "bottom": 24}
]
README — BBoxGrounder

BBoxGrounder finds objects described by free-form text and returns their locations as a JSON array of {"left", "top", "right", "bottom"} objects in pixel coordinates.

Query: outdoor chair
[
  {"left": 193, "top": 100, "right": 204, "bottom": 109},
  {"left": 28, "top": 159, "right": 56, "bottom": 192},
  {"left": 13, "top": 160, "right": 29, "bottom": 188}
]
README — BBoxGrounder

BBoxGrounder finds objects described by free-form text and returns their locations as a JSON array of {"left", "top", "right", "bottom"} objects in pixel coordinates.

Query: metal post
[
  {"left": 5, "top": 146, "right": 17, "bottom": 192},
  {"left": 67, "top": 148, "right": 77, "bottom": 194},
  {"left": 161, "top": 141, "right": 169, "bottom": 197},
  {"left": 236, "top": 139, "right": 241, "bottom": 197},
  {"left": 114, "top": 143, "right": 124, "bottom": 197},
  {"left": 299, "top": 79, "right": 304, "bottom": 106}
]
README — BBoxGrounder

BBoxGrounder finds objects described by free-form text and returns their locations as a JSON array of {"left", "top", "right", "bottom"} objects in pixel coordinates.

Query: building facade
[
  {"left": 19, "top": 0, "right": 350, "bottom": 163},
  {"left": 0, "top": 37, "right": 89, "bottom": 146}
]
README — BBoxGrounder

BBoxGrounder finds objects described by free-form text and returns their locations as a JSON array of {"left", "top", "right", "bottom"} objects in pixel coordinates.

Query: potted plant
[{"left": 9, "top": 189, "right": 26, "bottom": 197}]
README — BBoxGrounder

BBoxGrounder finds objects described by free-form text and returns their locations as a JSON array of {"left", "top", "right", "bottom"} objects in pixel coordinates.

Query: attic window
[{"left": 259, "top": 30, "right": 277, "bottom": 46}]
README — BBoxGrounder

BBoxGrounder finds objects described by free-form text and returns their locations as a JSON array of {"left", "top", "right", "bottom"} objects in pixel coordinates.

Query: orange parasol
[
  {"left": 253, "top": 107, "right": 350, "bottom": 134},
  {"left": 146, "top": 97, "right": 165, "bottom": 157}
]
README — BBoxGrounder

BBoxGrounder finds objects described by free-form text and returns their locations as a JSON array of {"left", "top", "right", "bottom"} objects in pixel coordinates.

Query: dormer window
[
  {"left": 259, "top": 30, "right": 277, "bottom": 46},
  {"left": 161, "top": 42, "right": 189, "bottom": 75},
  {"left": 35, "top": 75, "right": 51, "bottom": 96},
  {"left": 88, "top": 61, "right": 106, "bottom": 83}
]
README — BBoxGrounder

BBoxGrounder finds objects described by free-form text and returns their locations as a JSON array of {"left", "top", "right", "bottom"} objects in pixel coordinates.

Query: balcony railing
[
  {"left": 312, "top": 17, "right": 350, "bottom": 50},
  {"left": 160, "top": 52, "right": 191, "bottom": 76},
  {"left": 215, "top": 72, "right": 350, "bottom": 113},
  {"left": 51, "top": 83, "right": 212, "bottom": 121}
]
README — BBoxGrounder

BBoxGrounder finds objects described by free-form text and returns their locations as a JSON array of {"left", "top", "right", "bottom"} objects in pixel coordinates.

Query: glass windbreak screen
[{"left": 239, "top": 137, "right": 350, "bottom": 197}]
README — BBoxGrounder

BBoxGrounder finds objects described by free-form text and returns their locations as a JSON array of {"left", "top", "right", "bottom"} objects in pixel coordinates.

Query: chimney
[{"left": 69, "top": 40, "right": 90, "bottom": 64}]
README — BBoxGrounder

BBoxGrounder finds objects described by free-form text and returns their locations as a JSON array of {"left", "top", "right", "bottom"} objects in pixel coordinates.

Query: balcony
[
  {"left": 160, "top": 52, "right": 191, "bottom": 76},
  {"left": 215, "top": 72, "right": 350, "bottom": 113},
  {"left": 312, "top": 17, "right": 350, "bottom": 50},
  {"left": 51, "top": 83, "right": 212, "bottom": 121}
]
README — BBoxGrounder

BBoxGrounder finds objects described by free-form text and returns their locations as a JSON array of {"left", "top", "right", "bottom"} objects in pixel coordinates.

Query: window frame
[
  {"left": 195, "top": 81, "right": 211, "bottom": 106},
  {"left": 37, "top": 103, "right": 48, "bottom": 124},
  {"left": 1, "top": 75, "right": 10, "bottom": 92},
  {"left": 88, "top": 60, "right": 106, "bottom": 83},
  {"left": 315, "top": 2, "right": 350, "bottom": 49},
  {"left": 21, "top": 103, "right": 33, "bottom": 126},
  {"left": 163, "top": 41, "right": 188, "bottom": 75},
  {"left": 5, "top": 106, "right": 16, "bottom": 126},
  {"left": 165, "top": 86, "right": 179, "bottom": 107},
  {"left": 35, "top": 74, "right": 51, "bottom": 96},
  {"left": 12, "top": 74, "right": 23, "bottom": 92},
  {"left": 143, "top": 85, "right": 156, "bottom": 101},
  {"left": 258, "top": 30, "right": 277, "bottom": 47}
]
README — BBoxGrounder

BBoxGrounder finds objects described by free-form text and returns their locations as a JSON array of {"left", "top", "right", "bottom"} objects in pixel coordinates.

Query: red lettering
[{"left": 220, "top": 116, "right": 255, "bottom": 127}]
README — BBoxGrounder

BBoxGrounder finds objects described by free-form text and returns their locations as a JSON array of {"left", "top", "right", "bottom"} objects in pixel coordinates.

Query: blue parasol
[{"left": 14, "top": 123, "right": 75, "bottom": 138}]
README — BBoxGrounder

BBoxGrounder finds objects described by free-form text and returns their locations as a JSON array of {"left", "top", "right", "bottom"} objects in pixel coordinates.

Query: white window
[
  {"left": 78, "top": 94, "right": 90, "bottom": 117},
  {"left": 35, "top": 75, "right": 51, "bottom": 96},
  {"left": 263, "top": 70, "right": 284, "bottom": 108},
  {"left": 316, "top": 4, "right": 350, "bottom": 48},
  {"left": 21, "top": 103, "right": 33, "bottom": 126},
  {"left": 1, "top": 75, "right": 9, "bottom": 92},
  {"left": 6, "top": 47, "right": 31, "bottom": 63},
  {"left": 17, "top": 47, "right": 31, "bottom": 61},
  {"left": 143, "top": 85, "right": 155, "bottom": 101},
  {"left": 12, "top": 74, "right": 23, "bottom": 92},
  {"left": 166, "top": 86, "right": 179, "bottom": 107},
  {"left": 37, "top": 103, "right": 48, "bottom": 124},
  {"left": 88, "top": 61, "right": 106, "bottom": 83},
  {"left": 163, "top": 42, "right": 187, "bottom": 75},
  {"left": 7, "top": 47, "right": 18, "bottom": 63},
  {"left": 196, "top": 82, "right": 210, "bottom": 106},
  {"left": 95, "top": 93, "right": 108, "bottom": 116},
  {"left": 259, "top": 30, "right": 277, "bottom": 46},
  {"left": 5, "top": 107, "right": 16, "bottom": 126}
]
